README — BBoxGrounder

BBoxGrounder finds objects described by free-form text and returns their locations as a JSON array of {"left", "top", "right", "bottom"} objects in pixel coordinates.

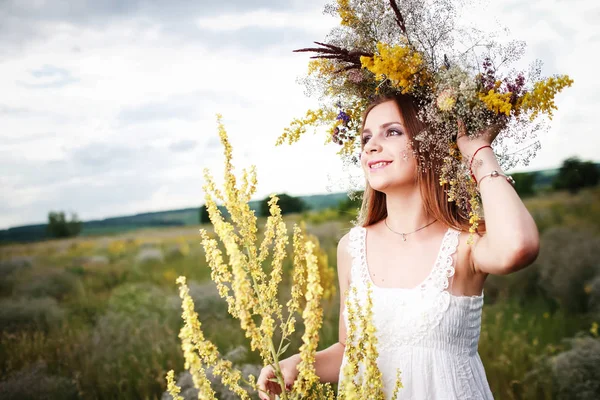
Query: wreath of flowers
[{"left": 275, "top": 0, "right": 573, "bottom": 238}]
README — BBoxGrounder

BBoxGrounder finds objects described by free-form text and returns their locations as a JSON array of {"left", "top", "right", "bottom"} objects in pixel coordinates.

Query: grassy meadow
[{"left": 1, "top": 187, "right": 600, "bottom": 399}]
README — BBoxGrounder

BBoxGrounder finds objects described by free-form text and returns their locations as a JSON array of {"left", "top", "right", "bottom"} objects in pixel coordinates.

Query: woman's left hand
[{"left": 455, "top": 119, "right": 503, "bottom": 159}]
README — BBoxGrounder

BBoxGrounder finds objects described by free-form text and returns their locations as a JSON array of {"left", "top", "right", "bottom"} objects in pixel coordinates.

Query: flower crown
[{"left": 276, "top": 0, "right": 572, "bottom": 238}]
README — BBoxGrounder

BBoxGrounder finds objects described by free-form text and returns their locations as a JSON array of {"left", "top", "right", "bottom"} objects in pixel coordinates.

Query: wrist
[{"left": 468, "top": 147, "right": 497, "bottom": 182}]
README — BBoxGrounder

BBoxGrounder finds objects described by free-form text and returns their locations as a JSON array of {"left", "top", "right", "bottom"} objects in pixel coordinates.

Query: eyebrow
[{"left": 362, "top": 121, "right": 404, "bottom": 136}]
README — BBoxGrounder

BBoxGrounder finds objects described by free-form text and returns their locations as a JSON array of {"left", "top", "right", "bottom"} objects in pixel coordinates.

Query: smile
[{"left": 369, "top": 161, "right": 392, "bottom": 170}]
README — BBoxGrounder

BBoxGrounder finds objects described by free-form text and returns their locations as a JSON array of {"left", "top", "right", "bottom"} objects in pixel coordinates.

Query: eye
[
  {"left": 387, "top": 128, "right": 403, "bottom": 137},
  {"left": 361, "top": 135, "right": 371, "bottom": 145}
]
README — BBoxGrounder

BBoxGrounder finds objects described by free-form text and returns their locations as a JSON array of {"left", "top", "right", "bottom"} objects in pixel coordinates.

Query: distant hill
[
  {"left": 2, "top": 164, "right": 598, "bottom": 244},
  {"left": 0, "top": 192, "right": 352, "bottom": 244}
]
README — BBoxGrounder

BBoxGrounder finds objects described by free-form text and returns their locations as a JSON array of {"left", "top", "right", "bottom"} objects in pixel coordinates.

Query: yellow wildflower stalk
[
  {"left": 169, "top": 116, "right": 342, "bottom": 400},
  {"left": 360, "top": 283, "right": 385, "bottom": 398},
  {"left": 293, "top": 241, "right": 324, "bottom": 396},
  {"left": 276, "top": 108, "right": 337, "bottom": 146},
  {"left": 339, "top": 284, "right": 398, "bottom": 399},
  {"left": 519, "top": 75, "right": 574, "bottom": 120},
  {"left": 391, "top": 369, "right": 404, "bottom": 400},
  {"left": 166, "top": 370, "right": 184, "bottom": 400}
]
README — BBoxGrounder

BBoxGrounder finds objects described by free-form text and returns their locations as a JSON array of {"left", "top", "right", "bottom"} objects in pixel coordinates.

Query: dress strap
[
  {"left": 422, "top": 228, "right": 459, "bottom": 293},
  {"left": 348, "top": 226, "right": 371, "bottom": 286}
]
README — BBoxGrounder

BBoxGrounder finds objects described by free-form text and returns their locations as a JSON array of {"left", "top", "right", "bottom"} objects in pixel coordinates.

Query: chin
[{"left": 367, "top": 176, "right": 413, "bottom": 192}]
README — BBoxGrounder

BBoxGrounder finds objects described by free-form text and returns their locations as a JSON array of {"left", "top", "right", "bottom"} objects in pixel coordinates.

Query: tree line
[{"left": 45, "top": 156, "right": 599, "bottom": 238}]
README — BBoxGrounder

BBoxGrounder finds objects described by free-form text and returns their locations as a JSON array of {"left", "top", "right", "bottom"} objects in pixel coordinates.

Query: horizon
[{"left": 3, "top": 160, "right": 590, "bottom": 231}]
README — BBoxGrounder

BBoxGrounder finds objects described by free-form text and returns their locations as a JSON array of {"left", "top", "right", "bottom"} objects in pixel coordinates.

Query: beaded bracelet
[{"left": 476, "top": 170, "right": 516, "bottom": 191}]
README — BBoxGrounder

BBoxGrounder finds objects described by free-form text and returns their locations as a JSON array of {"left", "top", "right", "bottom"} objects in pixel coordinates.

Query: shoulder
[
  {"left": 337, "top": 229, "right": 353, "bottom": 259},
  {"left": 336, "top": 229, "right": 356, "bottom": 278}
]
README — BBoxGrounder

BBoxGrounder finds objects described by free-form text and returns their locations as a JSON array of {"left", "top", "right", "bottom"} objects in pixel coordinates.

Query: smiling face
[{"left": 360, "top": 99, "right": 418, "bottom": 192}]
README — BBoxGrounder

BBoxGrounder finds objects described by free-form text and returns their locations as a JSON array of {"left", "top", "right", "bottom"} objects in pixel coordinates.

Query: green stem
[{"left": 243, "top": 244, "right": 289, "bottom": 400}]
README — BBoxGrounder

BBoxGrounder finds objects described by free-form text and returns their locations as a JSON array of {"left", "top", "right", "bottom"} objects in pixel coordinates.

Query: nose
[{"left": 363, "top": 136, "right": 382, "bottom": 154}]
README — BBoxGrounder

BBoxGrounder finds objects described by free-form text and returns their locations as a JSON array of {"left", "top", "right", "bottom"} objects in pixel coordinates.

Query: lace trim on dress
[{"left": 347, "top": 225, "right": 460, "bottom": 349}]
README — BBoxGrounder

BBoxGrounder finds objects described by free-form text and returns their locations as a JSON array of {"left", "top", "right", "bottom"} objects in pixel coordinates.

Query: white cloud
[
  {"left": 0, "top": 0, "right": 598, "bottom": 229},
  {"left": 196, "top": 8, "right": 325, "bottom": 32}
]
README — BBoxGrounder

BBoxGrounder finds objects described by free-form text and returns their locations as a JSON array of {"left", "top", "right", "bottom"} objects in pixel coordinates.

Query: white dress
[{"left": 337, "top": 226, "right": 494, "bottom": 399}]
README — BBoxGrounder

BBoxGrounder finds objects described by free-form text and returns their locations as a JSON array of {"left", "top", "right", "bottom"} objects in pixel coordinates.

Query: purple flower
[
  {"left": 336, "top": 111, "right": 351, "bottom": 124},
  {"left": 481, "top": 57, "right": 496, "bottom": 92}
]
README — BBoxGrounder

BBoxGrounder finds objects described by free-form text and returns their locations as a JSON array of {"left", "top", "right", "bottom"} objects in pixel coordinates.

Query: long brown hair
[{"left": 356, "top": 93, "right": 484, "bottom": 234}]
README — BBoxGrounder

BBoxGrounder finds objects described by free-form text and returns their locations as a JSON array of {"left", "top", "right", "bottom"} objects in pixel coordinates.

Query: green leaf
[{"left": 279, "top": 342, "right": 291, "bottom": 356}]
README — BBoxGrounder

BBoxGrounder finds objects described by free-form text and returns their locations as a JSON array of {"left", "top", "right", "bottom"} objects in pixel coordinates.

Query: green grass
[{"left": 1, "top": 188, "right": 599, "bottom": 399}]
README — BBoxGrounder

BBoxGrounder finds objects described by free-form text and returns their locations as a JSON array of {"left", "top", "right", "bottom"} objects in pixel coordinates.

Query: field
[{"left": 1, "top": 187, "right": 600, "bottom": 399}]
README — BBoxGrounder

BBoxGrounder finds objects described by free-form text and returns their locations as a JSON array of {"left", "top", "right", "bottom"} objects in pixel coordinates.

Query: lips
[{"left": 368, "top": 160, "right": 392, "bottom": 169}]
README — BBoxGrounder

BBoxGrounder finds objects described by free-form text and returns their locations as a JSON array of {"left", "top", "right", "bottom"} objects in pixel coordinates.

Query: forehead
[{"left": 364, "top": 100, "right": 404, "bottom": 129}]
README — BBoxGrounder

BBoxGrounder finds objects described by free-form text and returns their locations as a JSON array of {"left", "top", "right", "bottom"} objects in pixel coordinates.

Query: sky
[{"left": 0, "top": 0, "right": 598, "bottom": 230}]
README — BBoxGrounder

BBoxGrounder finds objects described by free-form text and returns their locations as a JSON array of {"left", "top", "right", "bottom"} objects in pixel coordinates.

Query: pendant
[{"left": 401, "top": 233, "right": 407, "bottom": 241}]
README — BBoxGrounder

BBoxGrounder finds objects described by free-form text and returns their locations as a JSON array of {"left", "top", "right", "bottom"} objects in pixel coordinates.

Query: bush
[
  {"left": 0, "top": 256, "right": 34, "bottom": 277},
  {"left": 165, "top": 244, "right": 189, "bottom": 262},
  {"left": 535, "top": 227, "right": 600, "bottom": 313},
  {"left": 588, "top": 276, "right": 600, "bottom": 315},
  {"left": 552, "top": 337, "right": 600, "bottom": 399},
  {"left": 0, "top": 361, "right": 78, "bottom": 400},
  {"left": 135, "top": 248, "right": 164, "bottom": 265},
  {"left": 14, "top": 270, "right": 84, "bottom": 301},
  {"left": 86, "top": 311, "right": 181, "bottom": 398},
  {"left": 0, "top": 297, "right": 65, "bottom": 333},
  {"left": 107, "top": 282, "right": 174, "bottom": 320}
]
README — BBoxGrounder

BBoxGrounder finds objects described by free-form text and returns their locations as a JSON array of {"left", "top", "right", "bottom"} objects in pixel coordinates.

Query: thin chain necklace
[{"left": 384, "top": 218, "right": 438, "bottom": 242}]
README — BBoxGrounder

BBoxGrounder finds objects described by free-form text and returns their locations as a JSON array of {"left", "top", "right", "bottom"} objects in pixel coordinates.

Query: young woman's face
[{"left": 360, "top": 100, "right": 417, "bottom": 191}]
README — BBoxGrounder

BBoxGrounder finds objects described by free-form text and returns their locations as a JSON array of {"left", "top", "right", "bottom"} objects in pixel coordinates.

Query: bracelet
[
  {"left": 469, "top": 145, "right": 493, "bottom": 184},
  {"left": 476, "top": 170, "right": 516, "bottom": 191}
]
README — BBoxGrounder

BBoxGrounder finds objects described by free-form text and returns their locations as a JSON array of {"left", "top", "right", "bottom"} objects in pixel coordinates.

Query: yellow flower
[
  {"left": 276, "top": 108, "right": 337, "bottom": 146},
  {"left": 591, "top": 322, "right": 599, "bottom": 337},
  {"left": 166, "top": 370, "right": 184, "bottom": 400},
  {"left": 360, "top": 42, "right": 429, "bottom": 94},
  {"left": 436, "top": 88, "right": 457, "bottom": 111},
  {"left": 518, "top": 75, "right": 573, "bottom": 120},
  {"left": 294, "top": 241, "right": 324, "bottom": 395},
  {"left": 337, "top": 0, "right": 360, "bottom": 27},
  {"left": 171, "top": 116, "right": 341, "bottom": 400},
  {"left": 478, "top": 89, "right": 513, "bottom": 116},
  {"left": 338, "top": 284, "right": 398, "bottom": 399}
]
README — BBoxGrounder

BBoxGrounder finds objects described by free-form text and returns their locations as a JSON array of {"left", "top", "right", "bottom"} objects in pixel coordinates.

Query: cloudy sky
[{"left": 0, "top": 0, "right": 598, "bottom": 230}]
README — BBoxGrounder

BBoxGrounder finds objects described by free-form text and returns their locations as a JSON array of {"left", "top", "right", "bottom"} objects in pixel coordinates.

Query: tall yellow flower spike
[
  {"left": 168, "top": 116, "right": 340, "bottom": 400},
  {"left": 338, "top": 283, "right": 402, "bottom": 399}
]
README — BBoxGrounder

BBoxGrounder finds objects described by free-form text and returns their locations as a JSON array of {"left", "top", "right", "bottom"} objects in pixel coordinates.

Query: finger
[
  {"left": 256, "top": 369, "right": 271, "bottom": 399},
  {"left": 284, "top": 376, "right": 295, "bottom": 390}
]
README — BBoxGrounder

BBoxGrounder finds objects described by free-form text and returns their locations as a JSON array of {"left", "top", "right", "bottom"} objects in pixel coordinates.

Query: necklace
[{"left": 384, "top": 218, "right": 438, "bottom": 242}]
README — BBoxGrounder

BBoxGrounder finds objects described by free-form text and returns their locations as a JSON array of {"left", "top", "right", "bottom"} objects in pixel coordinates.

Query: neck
[{"left": 384, "top": 185, "right": 434, "bottom": 233}]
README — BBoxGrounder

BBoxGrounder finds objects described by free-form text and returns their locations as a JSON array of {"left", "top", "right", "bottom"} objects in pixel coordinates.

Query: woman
[{"left": 257, "top": 93, "right": 540, "bottom": 399}]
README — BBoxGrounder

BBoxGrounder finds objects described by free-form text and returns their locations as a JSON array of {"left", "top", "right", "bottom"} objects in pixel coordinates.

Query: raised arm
[{"left": 465, "top": 144, "right": 540, "bottom": 275}]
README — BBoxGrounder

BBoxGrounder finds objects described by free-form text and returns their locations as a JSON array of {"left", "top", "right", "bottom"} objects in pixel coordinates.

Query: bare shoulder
[
  {"left": 337, "top": 231, "right": 352, "bottom": 265},
  {"left": 336, "top": 231, "right": 353, "bottom": 281}
]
